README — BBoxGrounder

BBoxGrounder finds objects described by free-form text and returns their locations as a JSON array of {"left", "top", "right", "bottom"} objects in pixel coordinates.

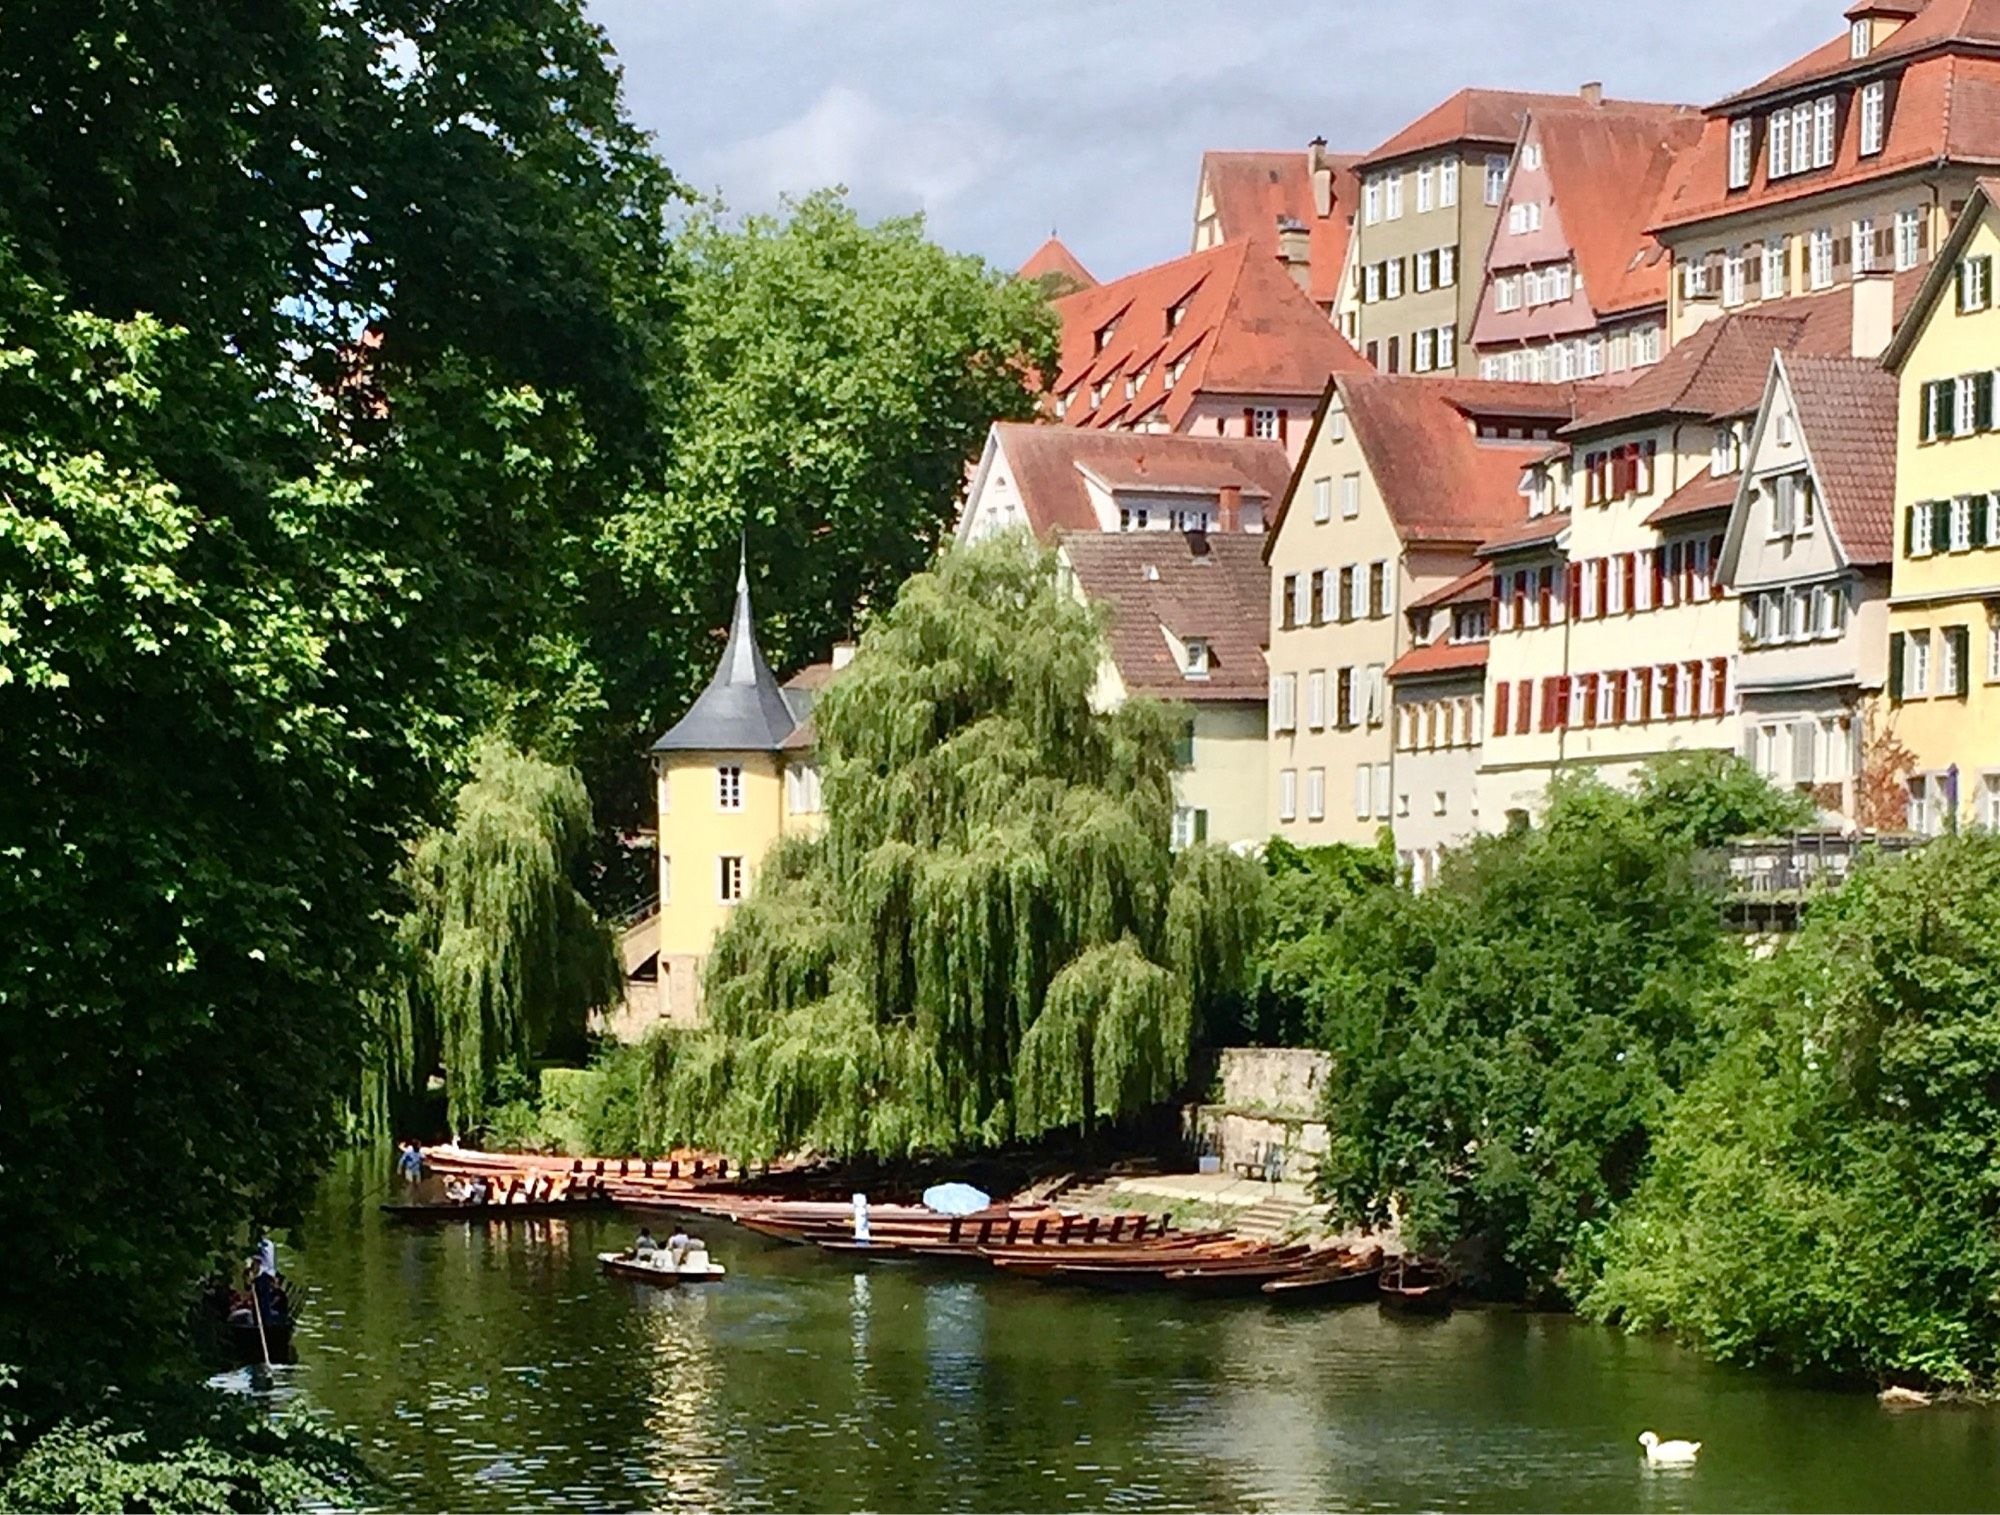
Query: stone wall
[{"left": 1184, "top": 1046, "right": 1332, "bottom": 1183}]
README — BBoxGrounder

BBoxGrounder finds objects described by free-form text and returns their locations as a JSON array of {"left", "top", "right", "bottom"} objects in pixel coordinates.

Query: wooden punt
[
  {"left": 1378, "top": 1257, "right": 1453, "bottom": 1313},
  {"left": 381, "top": 1195, "right": 612, "bottom": 1221},
  {"left": 1260, "top": 1259, "right": 1384, "bottom": 1303}
]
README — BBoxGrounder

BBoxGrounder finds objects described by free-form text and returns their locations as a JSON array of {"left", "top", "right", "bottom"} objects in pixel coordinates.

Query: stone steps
[{"left": 1230, "top": 1195, "right": 1319, "bottom": 1241}]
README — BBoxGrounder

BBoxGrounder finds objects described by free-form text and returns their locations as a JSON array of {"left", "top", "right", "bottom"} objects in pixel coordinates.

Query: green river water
[{"left": 243, "top": 1152, "right": 2000, "bottom": 1511}]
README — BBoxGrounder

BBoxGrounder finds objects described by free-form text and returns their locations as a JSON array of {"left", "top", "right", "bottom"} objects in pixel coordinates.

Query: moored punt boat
[
  {"left": 1378, "top": 1257, "right": 1453, "bottom": 1313},
  {"left": 1260, "top": 1257, "right": 1384, "bottom": 1303},
  {"left": 381, "top": 1194, "right": 613, "bottom": 1221}
]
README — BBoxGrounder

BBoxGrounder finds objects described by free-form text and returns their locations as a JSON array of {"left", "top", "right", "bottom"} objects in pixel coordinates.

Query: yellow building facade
[{"left": 1882, "top": 182, "right": 2000, "bottom": 834}]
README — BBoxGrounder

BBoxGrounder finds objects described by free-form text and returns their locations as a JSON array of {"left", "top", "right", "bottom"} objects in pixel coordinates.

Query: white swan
[{"left": 1638, "top": 1430, "right": 1701, "bottom": 1466}]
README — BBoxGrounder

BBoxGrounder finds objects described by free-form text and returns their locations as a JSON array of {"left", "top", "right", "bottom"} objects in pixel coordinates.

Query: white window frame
[
  {"left": 1809, "top": 227, "right": 1834, "bottom": 290},
  {"left": 1769, "top": 107, "right": 1792, "bottom": 178},
  {"left": 1439, "top": 246, "right": 1457, "bottom": 287},
  {"left": 1441, "top": 157, "right": 1460, "bottom": 207},
  {"left": 1364, "top": 177, "right": 1381, "bottom": 226},
  {"left": 1437, "top": 325, "right": 1456, "bottom": 370},
  {"left": 1860, "top": 81, "right": 1886, "bottom": 156},
  {"left": 1909, "top": 629, "right": 1932, "bottom": 695},
  {"left": 1729, "top": 118, "right": 1753, "bottom": 188},
  {"left": 1762, "top": 238, "right": 1786, "bottom": 297},
  {"left": 1306, "top": 767, "right": 1326, "bottom": 822},
  {"left": 1252, "top": 405, "right": 1280, "bottom": 441},
  {"left": 1352, "top": 766, "right": 1371, "bottom": 821},
  {"left": 1385, "top": 258, "right": 1404, "bottom": 300},
  {"left": 1417, "top": 164, "right": 1435, "bottom": 213},
  {"left": 1895, "top": 208, "right": 1922, "bottom": 271},
  {"left": 1484, "top": 154, "right": 1508, "bottom": 205},
  {"left": 1279, "top": 768, "right": 1299, "bottom": 822},
  {"left": 1341, "top": 474, "right": 1361, "bottom": 519},
  {"left": 1385, "top": 173, "right": 1404, "bottom": 221},
  {"left": 717, "top": 764, "right": 744, "bottom": 811},
  {"left": 1313, "top": 476, "right": 1333, "bottom": 523},
  {"left": 1307, "top": 669, "right": 1326, "bottom": 729},
  {"left": 1813, "top": 95, "right": 1836, "bottom": 168}
]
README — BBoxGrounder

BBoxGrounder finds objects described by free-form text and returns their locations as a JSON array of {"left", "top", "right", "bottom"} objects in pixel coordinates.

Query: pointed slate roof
[{"left": 651, "top": 559, "right": 801, "bottom": 753}]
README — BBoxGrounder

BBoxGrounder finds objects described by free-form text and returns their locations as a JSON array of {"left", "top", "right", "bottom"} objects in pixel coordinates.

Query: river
[{"left": 247, "top": 1152, "right": 2000, "bottom": 1511}]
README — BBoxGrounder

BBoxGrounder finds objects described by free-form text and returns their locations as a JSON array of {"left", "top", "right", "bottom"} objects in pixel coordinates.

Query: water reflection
[{"left": 278, "top": 1153, "right": 2000, "bottom": 1513}]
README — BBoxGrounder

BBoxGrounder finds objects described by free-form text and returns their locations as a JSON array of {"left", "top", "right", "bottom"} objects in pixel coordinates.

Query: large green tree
[
  {"left": 645, "top": 537, "right": 1263, "bottom": 1160},
  {"left": 592, "top": 192, "right": 1056, "bottom": 829},
  {"left": 1308, "top": 771, "right": 1757, "bottom": 1299},
  {"left": 1584, "top": 832, "right": 2000, "bottom": 1387},
  {"left": 0, "top": 0, "right": 675, "bottom": 1437}
]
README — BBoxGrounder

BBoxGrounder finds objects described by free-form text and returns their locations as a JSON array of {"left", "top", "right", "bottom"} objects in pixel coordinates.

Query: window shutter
[
  {"left": 1621, "top": 553, "right": 1636, "bottom": 609},
  {"left": 1949, "top": 625, "right": 1971, "bottom": 696},
  {"left": 1906, "top": 503, "right": 1920, "bottom": 555},
  {"left": 1976, "top": 372, "right": 1995, "bottom": 432},
  {"left": 1934, "top": 499, "right": 1954, "bottom": 552},
  {"left": 1493, "top": 683, "right": 1509, "bottom": 736},
  {"left": 1565, "top": 561, "right": 1581, "bottom": 616},
  {"left": 1889, "top": 631, "right": 1906, "bottom": 702},
  {"left": 1243, "top": 406, "right": 1256, "bottom": 437}
]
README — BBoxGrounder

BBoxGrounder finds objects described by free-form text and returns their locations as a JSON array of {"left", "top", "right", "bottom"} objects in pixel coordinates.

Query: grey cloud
[{"left": 592, "top": 0, "right": 1836, "bottom": 280}]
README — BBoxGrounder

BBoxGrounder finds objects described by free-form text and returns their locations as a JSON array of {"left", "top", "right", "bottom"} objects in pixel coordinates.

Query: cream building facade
[
  {"left": 1880, "top": 180, "right": 2000, "bottom": 833},
  {"left": 1265, "top": 373, "right": 1576, "bottom": 843}
]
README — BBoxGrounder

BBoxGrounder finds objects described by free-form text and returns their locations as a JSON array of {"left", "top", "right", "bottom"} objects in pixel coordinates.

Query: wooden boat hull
[
  {"left": 597, "top": 1251, "right": 726, "bottom": 1285},
  {"left": 381, "top": 1197, "right": 612, "bottom": 1221},
  {"left": 1261, "top": 1263, "right": 1384, "bottom": 1303}
]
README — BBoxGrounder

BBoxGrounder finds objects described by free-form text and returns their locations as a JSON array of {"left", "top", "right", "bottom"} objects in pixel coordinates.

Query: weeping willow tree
[
  {"left": 647, "top": 535, "right": 1265, "bottom": 1160},
  {"left": 365, "top": 740, "right": 622, "bottom": 1133}
]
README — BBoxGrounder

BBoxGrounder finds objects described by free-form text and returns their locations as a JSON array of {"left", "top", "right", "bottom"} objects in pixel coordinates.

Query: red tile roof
[
  {"left": 1645, "top": 466, "right": 1742, "bottom": 526},
  {"left": 1019, "top": 237, "right": 1096, "bottom": 291},
  {"left": 1781, "top": 353, "right": 1900, "bottom": 563},
  {"left": 1358, "top": 87, "right": 1691, "bottom": 169},
  {"left": 1477, "top": 511, "right": 1571, "bottom": 557},
  {"left": 1525, "top": 109, "right": 1705, "bottom": 317},
  {"left": 1563, "top": 272, "right": 1926, "bottom": 436},
  {"left": 1315, "top": 376, "right": 1581, "bottom": 545},
  {"left": 1197, "top": 149, "right": 1360, "bottom": 307},
  {"left": 1716, "top": 0, "right": 2000, "bottom": 109},
  {"left": 1409, "top": 564, "right": 1495, "bottom": 610},
  {"left": 1656, "top": 45, "right": 2000, "bottom": 234},
  {"left": 1049, "top": 241, "right": 1368, "bottom": 433},
  {"left": 1060, "top": 531, "right": 1269, "bottom": 701},
  {"left": 1387, "top": 640, "right": 1490, "bottom": 680},
  {"left": 989, "top": 424, "right": 1295, "bottom": 542}
]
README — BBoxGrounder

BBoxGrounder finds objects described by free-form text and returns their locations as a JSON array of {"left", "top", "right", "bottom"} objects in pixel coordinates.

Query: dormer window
[
  {"left": 1166, "top": 300, "right": 1188, "bottom": 333},
  {"left": 1095, "top": 318, "right": 1118, "bottom": 352},
  {"left": 1851, "top": 18, "right": 1870, "bottom": 57},
  {"left": 1092, "top": 378, "right": 1111, "bottom": 408},
  {"left": 1728, "top": 118, "right": 1753, "bottom": 189},
  {"left": 1183, "top": 637, "right": 1210, "bottom": 679}
]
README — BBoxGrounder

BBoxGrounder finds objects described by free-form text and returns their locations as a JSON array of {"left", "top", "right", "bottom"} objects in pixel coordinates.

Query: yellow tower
[{"left": 648, "top": 557, "right": 800, "bottom": 1022}]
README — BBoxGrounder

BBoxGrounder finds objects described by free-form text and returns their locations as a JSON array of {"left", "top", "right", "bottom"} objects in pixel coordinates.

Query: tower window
[
  {"left": 718, "top": 855, "right": 744, "bottom": 903},
  {"left": 717, "top": 765, "right": 743, "bottom": 811}
]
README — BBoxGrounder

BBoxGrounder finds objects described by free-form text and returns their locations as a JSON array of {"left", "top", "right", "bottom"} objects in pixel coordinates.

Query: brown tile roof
[
  {"left": 1358, "top": 87, "right": 1692, "bottom": 169},
  {"left": 1331, "top": 376, "right": 1579, "bottom": 545},
  {"left": 1655, "top": 46, "right": 2000, "bottom": 234},
  {"left": 1049, "top": 241, "right": 1367, "bottom": 432},
  {"left": 1781, "top": 353, "right": 1901, "bottom": 563},
  {"left": 1197, "top": 149, "right": 1360, "bottom": 307},
  {"left": 1477, "top": 511, "right": 1571, "bottom": 557},
  {"left": 990, "top": 424, "right": 1295, "bottom": 542},
  {"left": 1645, "top": 466, "right": 1742, "bottom": 526},
  {"left": 1060, "top": 531, "right": 1270, "bottom": 701},
  {"left": 1387, "top": 640, "right": 1489, "bottom": 680},
  {"left": 1019, "top": 237, "right": 1096, "bottom": 292},
  {"left": 1527, "top": 109, "right": 1705, "bottom": 317},
  {"left": 1563, "top": 273, "right": 1926, "bottom": 436},
  {"left": 1410, "top": 564, "right": 1495, "bottom": 610}
]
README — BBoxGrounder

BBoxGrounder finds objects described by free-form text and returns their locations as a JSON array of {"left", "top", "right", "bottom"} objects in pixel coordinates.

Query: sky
[{"left": 589, "top": 0, "right": 1840, "bottom": 284}]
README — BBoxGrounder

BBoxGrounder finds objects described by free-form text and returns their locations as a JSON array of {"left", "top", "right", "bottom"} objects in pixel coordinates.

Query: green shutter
[
  {"left": 1174, "top": 721, "right": 1195, "bottom": 769},
  {"left": 1889, "top": 631, "right": 1906, "bottom": 702},
  {"left": 1193, "top": 810, "right": 1209, "bottom": 844},
  {"left": 1949, "top": 625, "right": 1971, "bottom": 696},
  {"left": 1979, "top": 371, "right": 1997, "bottom": 432},
  {"left": 1934, "top": 499, "right": 1954, "bottom": 552},
  {"left": 1906, "top": 504, "right": 1920, "bottom": 555}
]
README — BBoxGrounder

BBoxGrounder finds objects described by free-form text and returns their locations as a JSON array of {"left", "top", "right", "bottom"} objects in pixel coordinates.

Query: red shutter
[
  {"left": 1565, "top": 561, "right": 1581, "bottom": 619},
  {"left": 1493, "top": 683, "right": 1510, "bottom": 736},
  {"left": 1610, "top": 672, "right": 1626, "bottom": 724},
  {"left": 1540, "top": 677, "right": 1557, "bottom": 731},
  {"left": 1516, "top": 680, "right": 1532, "bottom": 735},
  {"left": 1651, "top": 550, "right": 1666, "bottom": 607},
  {"left": 1243, "top": 406, "right": 1255, "bottom": 437},
  {"left": 1556, "top": 675, "right": 1571, "bottom": 729},
  {"left": 1538, "top": 567, "right": 1552, "bottom": 623},
  {"left": 1658, "top": 665, "right": 1674, "bottom": 720},
  {"left": 1680, "top": 545, "right": 1695, "bottom": 604},
  {"left": 1512, "top": 571, "right": 1528, "bottom": 624},
  {"left": 1621, "top": 553, "right": 1636, "bottom": 610},
  {"left": 1278, "top": 409, "right": 1290, "bottom": 445},
  {"left": 1579, "top": 673, "right": 1597, "bottom": 727},
  {"left": 1630, "top": 669, "right": 1647, "bottom": 724},
  {"left": 1709, "top": 656, "right": 1729, "bottom": 715}
]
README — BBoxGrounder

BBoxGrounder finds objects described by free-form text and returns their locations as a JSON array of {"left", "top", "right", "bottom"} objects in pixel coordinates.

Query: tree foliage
[
  {"left": 592, "top": 191, "right": 1056, "bottom": 825},
  {"left": 644, "top": 537, "right": 1263, "bottom": 1160},
  {"left": 0, "top": 0, "right": 674, "bottom": 1431},
  {"left": 1309, "top": 770, "right": 1752, "bottom": 1299},
  {"left": 1631, "top": 750, "right": 1817, "bottom": 848},
  {"left": 1583, "top": 833, "right": 2000, "bottom": 1387},
  {"left": 371, "top": 741, "right": 621, "bottom": 1135}
]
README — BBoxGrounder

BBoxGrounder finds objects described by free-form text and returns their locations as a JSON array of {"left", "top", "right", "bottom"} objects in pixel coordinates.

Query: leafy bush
[{"left": 1582, "top": 833, "right": 2000, "bottom": 1386}]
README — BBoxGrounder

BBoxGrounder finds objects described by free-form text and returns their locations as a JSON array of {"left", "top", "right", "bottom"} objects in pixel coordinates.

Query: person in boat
[
  {"left": 444, "top": 1177, "right": 470, "bottom": 1204},
  {"left": 666, "top": 1227, "right": 692, "bottom": 1266},
  {"left": 469, "top": 1177, "right": 490, "bottom": 1204},
  {"left": 253, "top": 1232, "right": 277, "bottom": 1280},
  {"left": 632, "top": 1227, "right": 658, "bottom": 1258},
  {"left": 396, "top": 1141, "right": 425, "bottom": 1181}
]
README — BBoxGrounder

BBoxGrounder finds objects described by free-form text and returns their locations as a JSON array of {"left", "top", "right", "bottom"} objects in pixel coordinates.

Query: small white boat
[{"left": 598, "top": 1246, "right": 727, "bottom": 1284}]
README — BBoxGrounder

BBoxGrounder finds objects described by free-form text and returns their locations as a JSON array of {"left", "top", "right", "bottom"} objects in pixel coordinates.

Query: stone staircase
[{"left": 1230, "top": 1193, "right": 1320, "bottom": 1241}]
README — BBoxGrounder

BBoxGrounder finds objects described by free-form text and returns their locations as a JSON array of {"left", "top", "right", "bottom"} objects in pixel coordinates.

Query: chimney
[
  {"left": 1579, "top": 80, "right": 1603, "bottom": 107},
  {"left": 1309, "top": 136, "right": 1334, "bottom": 218},
  {"left": 1275, "top": 216, "right": 1312, "bottom": 293},
  {"left": 1216, "top": 484, "right": 1243, "bottom": 534},
  {"left": 831, "top": 641, "right": 857, "bottom": 671},
  {"left": 1851, "top": 270, "right": 1896, "bottom": 360}
]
